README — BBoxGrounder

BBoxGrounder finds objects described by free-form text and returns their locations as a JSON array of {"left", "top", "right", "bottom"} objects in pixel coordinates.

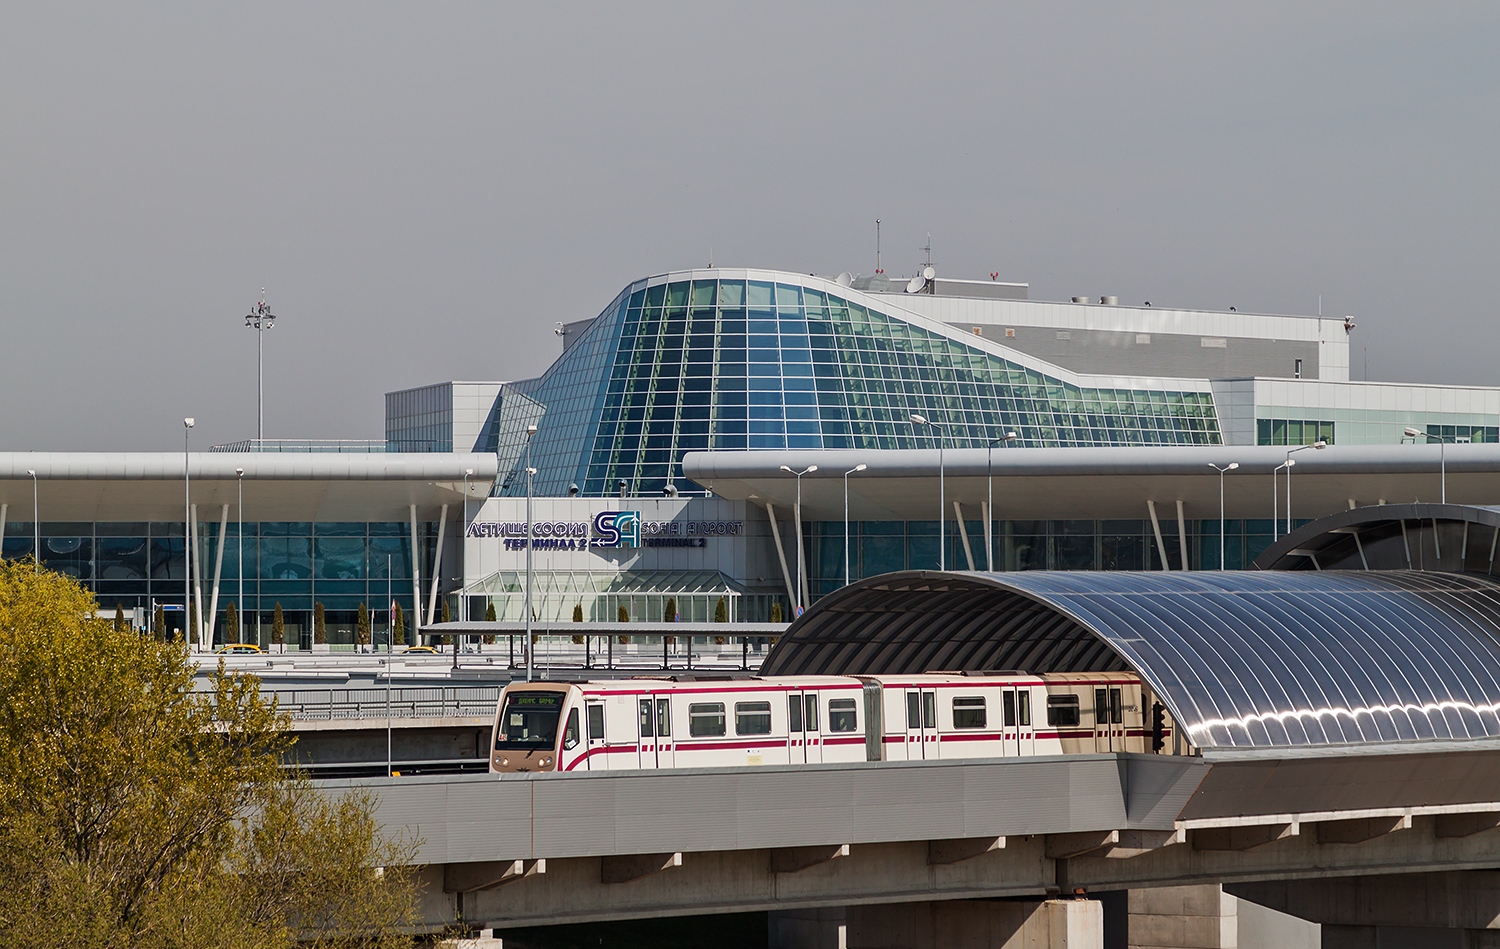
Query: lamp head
[
  {"left": 184, "top": 417, "right": 195, "bottom": 429},
  {"left": 26, "top": 469, "right": 35, "bottom": 477},
  {"left": 1314, "top": 440, "right": 1327, "bottom": 449},
  {"left": 806, "top": 465, "right": 818, "bottom": 474},
  {"left": 779, "top": 465, "right": 793, "bottom": 474},
  {"left": 235, "top": 468, "right": 244, "bottom": 477},
  {"left": 909, "top": 413, "right": 928, "bottom": 425},
  {"left": 465, "top": 467, "right": 474, "bottom": 476},
  {"left": 525, "top": 424, "right": 537, "bottom": 437},
  {"left": 1005, "top": 431, "right": 1018, "bottom": 440},
  {"left": 1228, "top": 462, "right": 1239, "bottom": 470},
  {"left": 1404, "top": 427, "right": 1421, "bottom": 438},
  {"left": 854, "top": 463, "right": 867, "bottom": 472},
  {"left": 1286, "top": 458, "right": 1296, "bottom": 467}
]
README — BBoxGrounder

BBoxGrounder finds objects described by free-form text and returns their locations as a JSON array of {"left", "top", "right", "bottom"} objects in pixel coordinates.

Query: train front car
[{"left": 491, "top": 682, "right": 584, "bottom": 773}]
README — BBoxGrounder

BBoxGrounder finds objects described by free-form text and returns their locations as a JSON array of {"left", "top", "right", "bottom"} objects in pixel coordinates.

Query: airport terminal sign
[{"left": 466, "top": 512, "right": 743, "bottom": 551}]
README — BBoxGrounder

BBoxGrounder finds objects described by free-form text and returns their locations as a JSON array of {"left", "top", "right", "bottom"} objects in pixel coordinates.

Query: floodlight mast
[{"left": 244, "top": 290, "right": 276, "bottom": 443}]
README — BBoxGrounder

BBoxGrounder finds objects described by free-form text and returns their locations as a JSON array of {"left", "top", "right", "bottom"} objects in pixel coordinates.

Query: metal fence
[{"left": 271, "top": 686, "right": 501, "bottom": 721}]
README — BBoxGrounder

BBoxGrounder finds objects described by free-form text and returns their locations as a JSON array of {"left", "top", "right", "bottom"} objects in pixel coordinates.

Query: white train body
[{"left": 490, "top": 672, "right": 1173, "bottom": 774}]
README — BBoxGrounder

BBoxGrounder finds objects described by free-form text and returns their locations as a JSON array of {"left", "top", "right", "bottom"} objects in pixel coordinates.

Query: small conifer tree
[
  {"left": 313, "top": 602, "right": 327, "bottom": 645},
  {"left": 771, "top": 600, "right": 783, "bottom": 623},
  {"left": 224, "top": 601, "right": 238, "bottom": 644},
  {"left": 153, "top": 604, "right": 166, "bottom": 640},
  {"left": 714, "top": 596, "right": 727, "bottom": 623},
  {"left": 618, "top": 604, "right": 629, "bottom": 623},
  {"left": 272, "top": 602, "right": 285, "bottom": 649},
  {"left": 392, "top": 602, "right": 405, "bottom": 646},
  {"left": 356, "top": 602, "right": 371, "bottom": 650},
  {"left": 664, "top": 597, "right": 677, "bottom": 623},
  {"left": 485, "top": 601, "right": 497, "bottom": 622},
  {"left": 441, "top": 598, "right": 451, "bottom": 624},
  {"left": 113, "top": 603, "right": 126, "bottom": 632},
  {"left": 572, "top": 603, "right": 584, "bottom": 622}
]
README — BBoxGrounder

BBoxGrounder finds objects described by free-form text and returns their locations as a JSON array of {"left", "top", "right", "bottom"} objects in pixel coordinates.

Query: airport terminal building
[{"left": 4, "top": 267, "right": 1500, "bottom": 645}]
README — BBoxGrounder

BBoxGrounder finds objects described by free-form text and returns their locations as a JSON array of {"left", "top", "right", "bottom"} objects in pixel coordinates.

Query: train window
[
  {"left": 495, "top": 690, "right": 565, "bottom": 749},
  {"left": 562, "top": 708, "right": 580, "bottom": 750},
  {"left": 952, "top": 696, "right": 986, "bottom": 729},
  {"left": 788, "top": 695, "right": 803, "bottom": 732},
  {"left": 587, "top": 705, "right": 605, "bottom": 741},
  {"left": 688, "top": 702, "right": 726, "bottom": 737},
  {"left": 1110, "top": 688, "right": 1123, "bottom": 724},
  {"left": 1047, "top": 694, "right": 1081, "bottom": 727},
  {"left": 657, "top": 698, "right": 671, "bottom": 737},
  {"left": 736, "top": 701, "right": 772, "bottom": 736},
  {"left": 922, "top": 692, "right": 936, "bottom": 730},
  {"left": 906, "top": 692, "right": 921, "bottom": 728},
  {"left": 1095, "top": 689, "right": 1108, "bottom": 724},
  {"left": 828, "top": 698, "right": 858, "bottom": 733},
  {"left": 1018, "top": 691, "right": 1031, "bottom": 726},
  {"left": 1002, "top": 692, "right": 1016, "bottom": 727},
  {"left": 804, "top": 694, "right": 819, "bottom": 732},
  {"left": 639, "top": 699, "right": 654, "bottom": 737}
]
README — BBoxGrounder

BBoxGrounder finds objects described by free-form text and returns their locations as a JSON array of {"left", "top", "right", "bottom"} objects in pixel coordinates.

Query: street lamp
[
  {"left": 1272, "top": 460, "right": 1292, "bottom": 542},
  {"left": 1207, "top": 463, "right": 1239, "bottom": 570},
  {"left": 184, "top": 418, "right": 195, "bottom": 649},
  {"left": 236, "top": 467, "right": 244, "bottom": 646},
  {"left": 524, "top": 424, "right": 538, "bottom": 682},
  {"left": 26, "top": 469, "right": 37, "bottom": 574},
  {"left": 1405, "top": 427, "right": 1453, "bottom": 503},
  {"left": 909, "top": 414, "right": 947, "bottom": 570},
  {"left": 1283, "top": 441, "right": 1326, "bottom": 536},
  {"left": 462, "top": 467, "right": 474, "bottom": 623},
  {"left": 779, "top": 464, "right": 818, "bottom": 615},
  {"left": 843, "top": 464, "right": 867, "bottom": 587},
  {"left": 244, "top": 291, "right": 276, "bottom": 443},
  {"left": 986, "top": 431, "right": 1018, "bottom": 571}
]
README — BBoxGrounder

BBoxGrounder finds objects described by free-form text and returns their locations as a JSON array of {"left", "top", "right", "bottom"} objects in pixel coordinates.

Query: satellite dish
[
  {"left": 922, "top": 266, "right": 935, "bottom": 281},
  {"left": 836, "top": 272, "right": 853, "bottom": 287},
  {"left": 905, "top": 275, "right": 926, "bottom": 294}
]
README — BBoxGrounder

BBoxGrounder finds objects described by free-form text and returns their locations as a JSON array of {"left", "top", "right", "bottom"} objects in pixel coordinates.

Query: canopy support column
[
  {"left": 1176, "top": 499, "right": 1190, "bottom": 571},
  {"left": 1147, "top": 500, "right": 1171, "bottom": 571},
  {"left": 207, "top": 503, "right": 228, "bottom": 644},
  {"left": 427, "top": 503, "right": 450, "bottom": 628},
  {"left": 954, "top": 501, "right": 976, "bottom": 571},
  {"left": 765, "top": 503, "right": 797, "bottom": 614}
]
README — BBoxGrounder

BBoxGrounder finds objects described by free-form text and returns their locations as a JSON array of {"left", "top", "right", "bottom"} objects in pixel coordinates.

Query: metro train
[{"left": 490, "top": 672, "right": 1176, "bottom": 774}]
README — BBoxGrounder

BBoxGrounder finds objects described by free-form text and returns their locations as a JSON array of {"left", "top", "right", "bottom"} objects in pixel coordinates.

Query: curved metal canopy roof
[
  {"left": 1255, "top": 502, "right": 1500, "bottom": 575},
  {"left": 763, "top": 570, "right": 1500, "bottom": 750}
]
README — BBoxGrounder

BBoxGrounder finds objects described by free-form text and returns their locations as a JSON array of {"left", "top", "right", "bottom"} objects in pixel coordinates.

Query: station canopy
[{"left": 761, "top": 570, "right": 1500, "bottom": 750}]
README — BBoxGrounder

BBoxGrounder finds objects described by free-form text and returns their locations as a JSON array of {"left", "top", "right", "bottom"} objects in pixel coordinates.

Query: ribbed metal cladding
[
  {"left": 764, "top": 569, "right": 1500, "bottom": 749},
  {"left": 1255, "top": 503, "right": 1500, "bottom": 574}
]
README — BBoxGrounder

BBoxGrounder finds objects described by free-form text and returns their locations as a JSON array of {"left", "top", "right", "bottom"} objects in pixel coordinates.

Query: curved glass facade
[{"left": 503, "top": 271, "right": 1222, "bottom": 497}]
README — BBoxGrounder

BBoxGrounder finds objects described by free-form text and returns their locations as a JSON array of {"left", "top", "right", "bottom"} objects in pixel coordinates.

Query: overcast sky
[{"left": 3, "top": 3, "right": 1497, "bottom": 450}]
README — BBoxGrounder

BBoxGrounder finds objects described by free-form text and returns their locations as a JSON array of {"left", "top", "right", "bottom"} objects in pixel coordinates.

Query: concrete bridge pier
[{"left": 770, "top": 898, "right": 1104, "bottom": 949}]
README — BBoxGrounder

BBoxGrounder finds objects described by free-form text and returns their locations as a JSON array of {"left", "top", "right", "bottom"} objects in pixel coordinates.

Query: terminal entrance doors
[
  {"left": 637, "top": 695, "right": 674, "bottom": 768},
  {"left": 1001, "top": 686, "right": 1035, "bottom": 756},
  {"left": 903, "top": 689, "right": 937, "bottom": 760},
  {"left": 1094, "top": 687, "right": 1125, "bottom": 752},
  {"left": 787, "top": 691, "right": 821, "bottom": 764}
]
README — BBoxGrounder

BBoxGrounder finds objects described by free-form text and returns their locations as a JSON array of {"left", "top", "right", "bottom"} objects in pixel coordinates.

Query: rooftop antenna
[
  {"left": 922, "top": 233, "right": 932, "bottom": 270},
  {"left": 875, "top": 219, "right": 883, "bottom": 273},
  {"left": 708, "top": 246, "right": 714, "bottom": 269}
]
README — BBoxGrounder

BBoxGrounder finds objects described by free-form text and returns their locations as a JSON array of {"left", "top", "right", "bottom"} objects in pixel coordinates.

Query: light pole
[
  {"left": 986, "top": 431, "right": 1018, "bottom": 570},
  {"left": 1272, "top": 460, "right": 1293, "bottom": 542},
  {"left": 1284, "top": 440, "right": 1326, "bottom": 535},
  {"left": 184, "top": 418, "right": 195, "bottom": 649},
  {"left": 236, "top": 467, "right": 244, "bottom": 645},
  {"left": 909, "top": 414, "right": 946, "bottom": 570},
  {"left": 1207, "top": 463, "right": 1239, "bottom": 570},
  {"left": 244, "top": 291, "right": 276, "bottom": 443},
  {"left": 524, "top": 424, "right": 537, "bottom": 682},
  {"left": 779, "top": 464, "right": 818, "bottom": 615},
  {"left": 842, "top": 464, "right": 866, "bottom": 587},
  {"left": 1405, "top": 427, "right": 1453, "bottom": 503},
  {"left": 26, "top": 469, "right": 37, "bottom": 573},
  {"left": 461, "top": 467, "right": 474, "bottom": 624}
]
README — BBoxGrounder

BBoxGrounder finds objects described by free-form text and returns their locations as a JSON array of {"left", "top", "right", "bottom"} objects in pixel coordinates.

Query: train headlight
[{"left": 501, "top": 757, "right": 509, "bottom": 766}]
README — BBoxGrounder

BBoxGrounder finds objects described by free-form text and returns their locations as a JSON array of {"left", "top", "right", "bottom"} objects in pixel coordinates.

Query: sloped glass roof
[{"left": 762, "top": 570, "right": 1500, "bottom": 749}]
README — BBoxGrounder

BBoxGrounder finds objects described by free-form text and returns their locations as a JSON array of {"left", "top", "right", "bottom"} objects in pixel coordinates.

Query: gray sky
[{"left": 3, "top": 3, "right": 1497, "bottom": 451}]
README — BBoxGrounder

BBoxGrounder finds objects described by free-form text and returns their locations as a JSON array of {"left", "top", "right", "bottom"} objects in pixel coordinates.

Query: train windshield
[{"left": 496, "top": 691, "right": 566, "bottom": 749}]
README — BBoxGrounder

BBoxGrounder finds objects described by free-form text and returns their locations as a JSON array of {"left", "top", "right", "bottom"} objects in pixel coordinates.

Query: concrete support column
[
  {"left": 846, "top": 898, "right": 1102, "bottom": 949},
  {"left": 769, "top": 907, "right": 847, "bottom": 949},
  {"left": 1129, "top": 885, "right": 1236, "bottom": 949}
]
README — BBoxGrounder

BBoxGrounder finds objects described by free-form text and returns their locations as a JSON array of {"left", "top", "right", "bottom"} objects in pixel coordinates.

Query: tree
[
  {"left": 714, "top": 596, "right": 727, "bottom": 623},
  {"left": 313, "top": 602, "right": 326, "bottom": 645},
  {"left": 0, "top": 559, "right": 417, "bottom": 949},
  {"left": 664, "top": 597, "right": 677, "bottom": 623},
  {"left": 271, "top": 603, "right": 285, "bottom": 651},
  {"left": 153, "top": 604, "right": 165, "bottom": 640},
  {"left": 485, "top": 601, "right": 497, "bottom": 622},
  {"left": 392, "top": 602, "right": 405, "bottom": 647},
  {"left": 771, "top": 600, "right": 783, "bottom": 623},
  {"left": 356, "top": 603, "right": 371, "bottom": 651},
  {"left": 113, "top": 603, "right": 126, "bottom": 632},
  {"left": 572, "top": 603, "right": 584, "bottom": 623},
  {"left": 441, "top": 598, "right": 451, "bottom": 624},
  {"left": 225, "top": 601, "right": 239, "bottom": 645},
  {"left": 618, "top": 604, "right": 629, "bottom": 623}
]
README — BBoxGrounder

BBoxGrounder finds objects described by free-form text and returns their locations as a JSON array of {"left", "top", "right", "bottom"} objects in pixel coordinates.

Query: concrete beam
[
  {"left": 1227, "top": 871, "right": 1500, "bottom": 930},
  {"left": 771, "top": 844, "right": 850, "bottom": 874},
  {"left": 927, "top": 836, "right": 1005, "bottom": 865},
  {"left": 1193, "top": 822, "right": 1299, "bottom": 852},
  {"left": 1315, "top": 815, "right": 1412, "bottom": 845},
  {"left": 1046, "top": 830, "right": 1119, "bottom": 860},
  {"left": 1435, "top": 811, "right": 1500, "bottom": 838},
  {"left": 601, "top": 852, "right": 682, "bottom": 885},
  {"left": 1104, "top": 828, "right": 1186, "bottom": 859},
  {"left": 445, "top": 858, "right": 545, "bottom": 893}
]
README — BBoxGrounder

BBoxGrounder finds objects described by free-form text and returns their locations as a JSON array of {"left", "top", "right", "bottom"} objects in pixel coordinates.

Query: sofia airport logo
[{"left": 592, "top": 511, "right": 641, "bottom": 548}]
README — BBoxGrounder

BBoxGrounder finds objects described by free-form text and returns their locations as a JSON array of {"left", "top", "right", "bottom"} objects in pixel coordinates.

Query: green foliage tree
[
  {"left": 572, "top": 603, "right": 584, "bottom": 622},
  {"left": 153, "top": 604, "right": 165, "bottom": 640},
  {"left": 485, "top": 601, "right": 496, "bottom": 622},
  {"left": 0, "top": 559, "right": 417, "bottom": 949},
  {"left": 770, "top": 600, "right": 783, "bottom": 623},
  {"left": 441, "top": 598, "right": 451, "bottom": 625},
  {"left": 664, "top": 597, "right": 677, "bottom": 623},
  {"left": 618, "top": 604, "right": 629, "bottom": 623},
  {"left": 714, "top": 596, "right": 727, "bottom": 623},
  {"left": 392, "top": 602, "right": 405, "bottom": 646},
  {"left": 356, "top": 603, "right": 371, "bottom": 650},
  {"left": 271, "top": 602, "right": 285, "bottom": 651},
  {"left": 224, "top": 601, "right": 239, "bottom": 645},
  {"left": 112, "top": 603, "right": 125, "bottom": 632},
  {"left": 313, "top": 602, "right": 326, "bottom": 645}
]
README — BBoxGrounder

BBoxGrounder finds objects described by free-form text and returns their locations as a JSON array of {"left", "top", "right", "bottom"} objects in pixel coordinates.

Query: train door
[
  {"left": 1001, "top": 686, "right": 1035, "bottom": 756},
  {"left": 801, "top": 693, "right": 822, "bottom": 764},
  {"left": 583, "top": 700, "right": 606, "bottom": 771},
  {"left": 1093, "top": 686, "right": 1124, "bottom": 751},
  {"left": 787, "top": 691, "right": 812, "bottom": 763},
  {"left": 902, "top": 688, "right": 937, "bottom": 759},
  {"left": 637, "top": 693, "right": 675, "bottom": 768}
]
